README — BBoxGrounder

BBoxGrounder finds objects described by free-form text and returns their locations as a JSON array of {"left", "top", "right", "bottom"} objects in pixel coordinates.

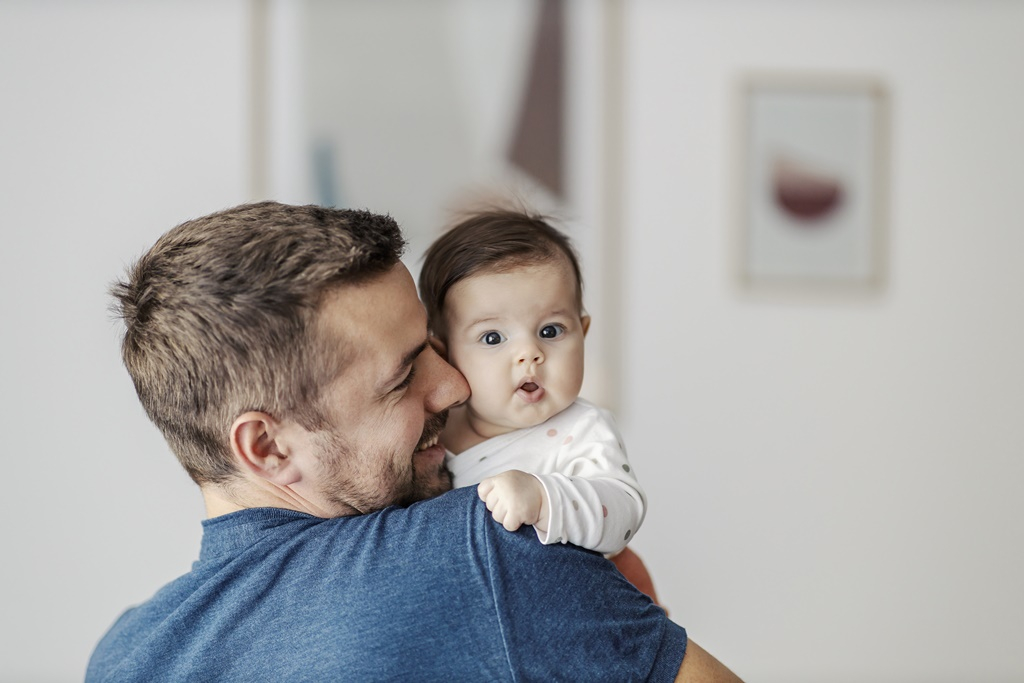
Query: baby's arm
[
  {"left": 533, "top": 465, "right": 644, "bottom": 555},
  {"left": 477, "top": 405, "right": 646, "bottom": 555}
]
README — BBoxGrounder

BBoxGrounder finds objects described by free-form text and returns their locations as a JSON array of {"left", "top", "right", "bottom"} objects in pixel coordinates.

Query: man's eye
[
  {"left": 394, "top": 367, "right": 416, "bottom": 392},
  {"left": 481, "top": 331, "right": 505, "bottom": 346},
  {"left": 539, "top": 324, "right": 564, "bottom": 339}
]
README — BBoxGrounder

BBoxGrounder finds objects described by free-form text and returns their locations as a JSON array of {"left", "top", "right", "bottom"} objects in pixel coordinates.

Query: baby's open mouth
[{"left": 516, "top": 379, "right": 545, "bottom": 404}]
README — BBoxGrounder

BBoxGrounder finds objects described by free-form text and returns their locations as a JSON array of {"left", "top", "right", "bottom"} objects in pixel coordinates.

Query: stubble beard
[
  {"left": 315, "top": 410, "right": 452, "bottom": 515},
  {"left": 400, "top": 410, "right": 453, "bottom": 505}
]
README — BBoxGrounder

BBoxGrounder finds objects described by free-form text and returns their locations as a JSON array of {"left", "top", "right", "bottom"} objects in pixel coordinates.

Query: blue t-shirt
[{"left": 87, "top": 487, "right": 686, "bottom": 681}]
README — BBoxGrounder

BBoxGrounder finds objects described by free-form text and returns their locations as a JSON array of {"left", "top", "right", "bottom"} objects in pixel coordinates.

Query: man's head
[
  {"left": 419, "top": 209, "right": 589, "bottom": 438},
  {"left": 113, "top": 202, "right": 468, "bottom": 515}
]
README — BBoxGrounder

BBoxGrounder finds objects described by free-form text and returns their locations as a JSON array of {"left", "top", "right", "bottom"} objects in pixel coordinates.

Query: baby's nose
[{"left": 517, "top": 345, "right": 544, "bottom": 365}]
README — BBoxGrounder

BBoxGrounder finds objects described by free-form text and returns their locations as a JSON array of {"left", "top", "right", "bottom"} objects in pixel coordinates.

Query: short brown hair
[
  {"left": 112, "top": 201, "right": 405, "bottom": 486},
  {"left": 419, "top": 208, "right": 583, "bottom": 341}
]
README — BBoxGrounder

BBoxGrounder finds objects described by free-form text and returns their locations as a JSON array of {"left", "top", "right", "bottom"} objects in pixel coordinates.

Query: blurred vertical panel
[
  {"left": 600, "top": 0, "right": 625, "bottom": 417},
  {"left": 508, "top": 0, "right": 565, "bottom": 198}
]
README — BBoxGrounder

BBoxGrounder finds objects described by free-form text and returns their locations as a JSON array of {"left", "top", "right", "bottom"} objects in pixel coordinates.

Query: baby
[{"left": 419, "top": 208, "right": 647, "bottom": 560}]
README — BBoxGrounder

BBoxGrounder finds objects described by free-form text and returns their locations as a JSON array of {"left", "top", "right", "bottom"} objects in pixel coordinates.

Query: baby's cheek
[
  {"left": 464, "top": 367, "right": 503, "bottom": 399},
  {"left": 453, "top": 354, "right": 486, "bottom": 384},
  {"left": 468, "top": 392, "right": 504, "bottom": 420}
]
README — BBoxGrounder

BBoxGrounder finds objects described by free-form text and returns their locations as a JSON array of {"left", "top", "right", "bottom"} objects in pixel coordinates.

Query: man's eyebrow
[{"left": 380, "top": 340, "right": 428, "bottom": 392}]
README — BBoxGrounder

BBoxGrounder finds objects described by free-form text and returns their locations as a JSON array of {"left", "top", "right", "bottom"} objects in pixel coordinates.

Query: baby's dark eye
[
  {"left": 539, "top": 324, "right": 564, "bottom": 339},
  {"left": 482, "top": 331, "right": 505, "bottom": 346}
]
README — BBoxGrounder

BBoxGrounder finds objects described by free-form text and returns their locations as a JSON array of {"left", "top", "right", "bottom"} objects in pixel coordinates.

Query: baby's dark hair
[{"left": 419, "top": 208, "right": 583, "bottom": 341}]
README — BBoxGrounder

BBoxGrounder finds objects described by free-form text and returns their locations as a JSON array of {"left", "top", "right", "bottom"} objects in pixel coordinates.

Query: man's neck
[
  {"left": 202, "top": 488, "right": 248, "bottom": 519},
  {"left": 200, "top": 481, "right": 349, "bottom": 519}
]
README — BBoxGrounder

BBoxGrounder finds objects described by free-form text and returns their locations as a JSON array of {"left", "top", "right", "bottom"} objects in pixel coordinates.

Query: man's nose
[{"left": 424, "top": 345, "right": 469, "bottom": 411}]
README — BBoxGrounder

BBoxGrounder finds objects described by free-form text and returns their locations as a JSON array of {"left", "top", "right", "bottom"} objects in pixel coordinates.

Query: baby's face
[{"left": 444, "top": 260, "right": 587, "bottom": 438}]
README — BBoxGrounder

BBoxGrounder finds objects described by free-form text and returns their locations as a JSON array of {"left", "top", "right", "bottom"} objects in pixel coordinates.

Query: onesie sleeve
[
  {"left": 532, "top": 405, "right": 647, "bottom": 555},
  {"left": 480, "top": 509, "right": 687, "bottom": 682}
]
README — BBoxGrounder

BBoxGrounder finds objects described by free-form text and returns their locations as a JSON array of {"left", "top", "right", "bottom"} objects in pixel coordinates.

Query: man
[{"left": 87, "top": 202, "right": 742, "bottom": 681}]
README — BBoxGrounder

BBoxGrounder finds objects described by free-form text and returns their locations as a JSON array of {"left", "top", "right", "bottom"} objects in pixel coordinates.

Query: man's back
[{"left": 87, "top": 488, "right": 687, "bottom": 682}]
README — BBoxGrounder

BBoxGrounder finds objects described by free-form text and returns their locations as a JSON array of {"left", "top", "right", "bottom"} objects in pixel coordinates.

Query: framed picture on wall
[{"left": 736, "top": 73, "right": 889, "bottom": 291}]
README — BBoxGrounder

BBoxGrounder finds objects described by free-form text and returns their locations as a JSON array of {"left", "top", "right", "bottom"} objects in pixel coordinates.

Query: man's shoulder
[
  {"left": 361, "top": 487, "right": 496, "bottom": 548},
  {"left": 401, "top": 487, "right": 597, "bottom": 567},
  {"left": 88, "top": 488, "right": 511, "bottom": 681},
  {"left": 388, "top": 485, "right": 484, "bottom": 523},
  {"left": 89, "top": 487, "right": 687, "bottom": 682}
]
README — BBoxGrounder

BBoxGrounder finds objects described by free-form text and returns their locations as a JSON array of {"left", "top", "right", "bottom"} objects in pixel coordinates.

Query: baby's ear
[
  {"left": 581, "top": 315, "right": 591, "bottom": 336},
  {"left": 429, "top": 334, "right": 449, "bottom": 360}
]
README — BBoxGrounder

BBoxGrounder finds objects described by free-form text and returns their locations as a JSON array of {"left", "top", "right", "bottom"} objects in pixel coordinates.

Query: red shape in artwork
[{"left": 772, "top": 157, "right": 843, "bottom": 223}]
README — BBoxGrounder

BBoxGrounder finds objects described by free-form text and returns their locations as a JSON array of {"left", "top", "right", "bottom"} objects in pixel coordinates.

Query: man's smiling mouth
[
  {"left": 415, "top": 411, "right": 448, "bottom": 452},
  {"left": 417, "top": 433, "right": 440, "bottom": 451}
]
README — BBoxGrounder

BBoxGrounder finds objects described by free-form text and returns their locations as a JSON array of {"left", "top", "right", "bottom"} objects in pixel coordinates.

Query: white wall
[
  {"left": 620, "top": 2, "right": 1024, "bottom": 682},
  {"left": 0, "top": 2, "right": 250, "bottom": 680},
  {"left": 2, "top": 1, "right": 1021, "bottom": 681}
]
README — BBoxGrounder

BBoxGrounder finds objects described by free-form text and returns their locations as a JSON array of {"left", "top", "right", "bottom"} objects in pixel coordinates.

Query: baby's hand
[{"left": 477, "top": 470, "right": 549, "bottom": 533}]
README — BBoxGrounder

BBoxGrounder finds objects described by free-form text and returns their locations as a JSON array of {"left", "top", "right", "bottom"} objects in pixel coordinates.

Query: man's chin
[
  {"left": 413, "top": 463, "right": 453, "bottom": 502},
  {"left": 390, "top": 461, "right": 452, "bottom": 508}
]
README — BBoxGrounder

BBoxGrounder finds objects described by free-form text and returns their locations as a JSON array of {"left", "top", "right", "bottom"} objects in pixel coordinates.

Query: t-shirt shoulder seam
[{"left": 480, "top": 512, "right": 518, "bottom": 680}]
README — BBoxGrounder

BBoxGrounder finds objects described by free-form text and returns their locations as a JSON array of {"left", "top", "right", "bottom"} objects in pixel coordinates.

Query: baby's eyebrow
[
  {"left": 545, "top": 309, "right": 575, "bottom": 319},
  {"left": 465, "top": 316, "right": 502, "bottom": 328},
  {"left": 464, "top": 309, "right": 576, "bottom": 330}
]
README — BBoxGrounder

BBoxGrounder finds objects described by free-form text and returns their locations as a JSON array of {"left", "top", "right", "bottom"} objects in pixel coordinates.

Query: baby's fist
[{"left": 477, "top": 470, "right": 547, "bottom": 533}]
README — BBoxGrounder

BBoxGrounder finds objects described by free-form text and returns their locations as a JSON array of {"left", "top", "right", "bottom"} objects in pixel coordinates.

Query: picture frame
[{"left": 736, "top": 73, "right": 889, "bottom": 292}]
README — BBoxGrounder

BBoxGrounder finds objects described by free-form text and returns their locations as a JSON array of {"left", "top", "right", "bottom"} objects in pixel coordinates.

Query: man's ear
[
  {"left": 581, "top": 315, "right": 591, "bottom": 336},
  {"left": 230, "top": 411, "right": 301, "bottom": 486}
]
